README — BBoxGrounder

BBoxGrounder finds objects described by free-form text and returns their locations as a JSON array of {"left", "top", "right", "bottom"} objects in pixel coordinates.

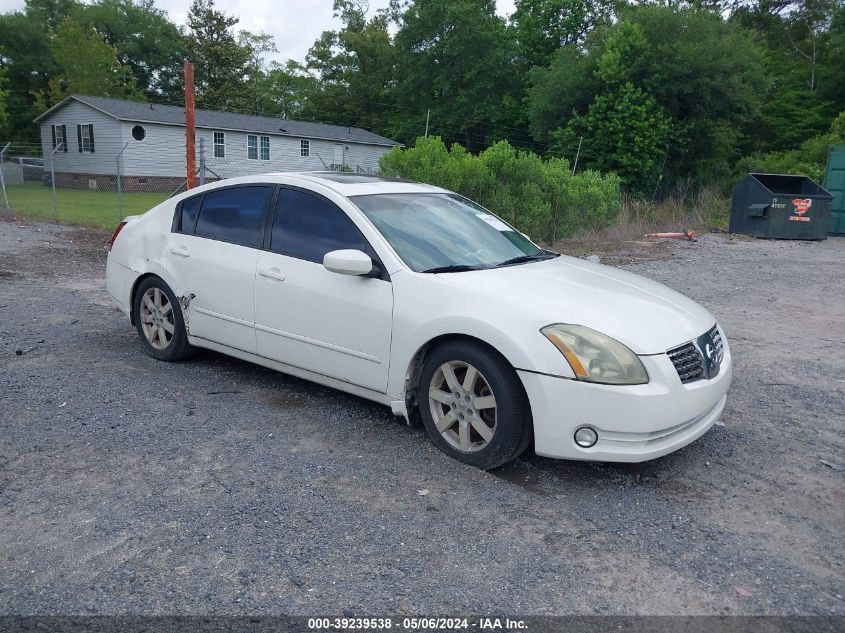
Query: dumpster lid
[{"left": 750, "top": 173, "right": 831, "bottom": 197}]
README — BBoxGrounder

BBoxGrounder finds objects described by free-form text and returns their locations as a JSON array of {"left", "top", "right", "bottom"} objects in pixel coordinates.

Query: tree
[
  {"left": 391, "top": 0, "right": 523, "bottom": 151},
  {"left": 0, "top": 68, "right": 9, "bottom": 136},
  {"left": 552, "top": 83, "right": 671, "bottom": 197},
  {"left": 732, "top": 0, "right": 840, "bottom": 151},
  {"left": 238, "top": 30, "right": 278, "bottom": 115},
  {"left": 37, "top": 17, "right": 141, "bottom": 107},
  {"left": 78, "top": 0, "right": 184, "bottom": 100},
  {"left": 528, "top": 7, "right": 768, "bottom": 189},
  {"left": 183, "top": 0, "right": 252, "bottom": 111},
  {"left": 512, "top": 0, "right": 616, "bottom": 68},
  {"left": 736, "top": 110, "right": 845, "bottom": 183},
  {"left": 251, "top": 60, "right": 317, "bottom": 120},
  {"left": 0, "top": 0, "right": 73, "bottom": 138},
  {"left": 818, "top": 4, "right": 845, "bottom": 114},
  {"left": 301, "top": 0, "right": 397, "bottom": 134}
]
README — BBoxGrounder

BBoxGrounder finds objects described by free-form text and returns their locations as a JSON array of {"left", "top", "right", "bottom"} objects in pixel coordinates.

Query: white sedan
[{"left": 106, "top": 172, "right": 732, "bottom": 469}]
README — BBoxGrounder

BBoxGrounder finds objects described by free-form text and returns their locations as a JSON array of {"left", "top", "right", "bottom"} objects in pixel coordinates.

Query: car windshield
[{"left": 351, "top": 193, "right": 552, "bottom": 272}]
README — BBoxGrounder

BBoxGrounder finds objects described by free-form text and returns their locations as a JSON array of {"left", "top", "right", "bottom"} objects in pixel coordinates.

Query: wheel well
[
  {"left": 128, "top": 273, "right": 160, "bottom": 325},
  {"left": 403, "top": 334, "right": 524, "bottom": 415}
]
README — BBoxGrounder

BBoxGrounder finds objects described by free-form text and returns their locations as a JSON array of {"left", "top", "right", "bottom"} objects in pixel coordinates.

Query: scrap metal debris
[
  {"left": 644, "top": 230, "right": 698, "bottom": 242},
  {"left": 821, "top": 460, "right": 845, "bottom": 472}
]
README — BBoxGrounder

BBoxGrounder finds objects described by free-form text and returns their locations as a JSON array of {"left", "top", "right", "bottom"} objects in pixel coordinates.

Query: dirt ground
[{"left": 0, "top": 216, "right": 843, "bottom": 616}]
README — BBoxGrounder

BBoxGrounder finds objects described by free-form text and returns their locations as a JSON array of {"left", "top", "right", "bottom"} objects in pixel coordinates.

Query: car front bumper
[{"left": 518, "top": 346, "right": 732, "bottom": 462}]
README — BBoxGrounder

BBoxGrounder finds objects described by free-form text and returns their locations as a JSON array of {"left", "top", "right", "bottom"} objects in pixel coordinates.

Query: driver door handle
[
  {"left": 259, "top": 267, "right": 286, "bottom": 281},
  {"left": 170, "top": 245, "right": 190, "bottom": 257}
]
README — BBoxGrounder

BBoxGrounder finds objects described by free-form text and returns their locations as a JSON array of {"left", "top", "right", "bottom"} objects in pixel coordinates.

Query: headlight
[{"left": 541, "top": 324, "right": 648, "bottom": 385}]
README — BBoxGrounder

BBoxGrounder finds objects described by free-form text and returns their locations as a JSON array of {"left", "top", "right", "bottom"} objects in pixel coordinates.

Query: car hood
[{"left": 433, "top": 256, "right": 716, "bottom": 354}]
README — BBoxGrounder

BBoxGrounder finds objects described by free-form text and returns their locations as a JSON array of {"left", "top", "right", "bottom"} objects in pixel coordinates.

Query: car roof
[
  {"left": 272, "top": 172, "right": 449, "bottom": 197},
  {"left": 170, "top": 172, "right": 451, "bottom": 204}
]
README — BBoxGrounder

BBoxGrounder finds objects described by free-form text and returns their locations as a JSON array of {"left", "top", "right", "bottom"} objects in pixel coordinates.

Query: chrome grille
[
  {"left": 667, "top": 324, "right": 722, "bottom": 384},
  {"left": 708, "top": 324, "right": 723, "bottom": 360},
  {"left": 668, "top": 343, "right": 705, "bottom": 383}
]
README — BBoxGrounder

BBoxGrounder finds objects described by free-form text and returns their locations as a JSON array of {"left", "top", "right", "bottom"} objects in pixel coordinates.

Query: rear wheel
[
  {"left": 419, "top": 341, "right": 531, "bottom": 469},
  {"left": 133, "top": 276, "right": 194, "bottom": 361}
]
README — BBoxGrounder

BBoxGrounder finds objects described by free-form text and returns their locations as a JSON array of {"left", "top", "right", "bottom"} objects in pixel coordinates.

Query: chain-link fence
[
  {"left": 0, "top": 130, "right": 377, "bottom": 230},
  {"left": 0, "top": 134, "right": 218, "bottom": 230}
]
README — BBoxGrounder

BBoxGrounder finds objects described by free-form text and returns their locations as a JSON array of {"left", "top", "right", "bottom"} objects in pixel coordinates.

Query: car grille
[
  {"left": 708, "top": 324, "right": 724, "bottom": 362},
  {"left": 667, "top": 325, "right": 722, "bottom": 384},
  {"left": 667, "top": 343, "right": 705, "bottom": 383}
]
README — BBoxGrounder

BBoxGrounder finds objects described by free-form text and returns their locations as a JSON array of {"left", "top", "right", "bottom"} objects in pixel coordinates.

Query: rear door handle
[
  {"left": 259, "top": 267, "right": 286, "bottom": 281},
  {"left": 170, "top": 246, "right": 190, "bottom": 257}
]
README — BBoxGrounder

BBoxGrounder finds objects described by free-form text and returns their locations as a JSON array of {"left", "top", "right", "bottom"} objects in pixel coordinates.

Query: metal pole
[
  {"left": 0, "top": 142, "right": 10, "bottom": 213},
  {"left": 198, "top": 137, "right": 206, "bottom": 186},
  {"left": 572, "top": 137, "right": 583, "bottom": 175},
  {"left": 116, "top": 142, "right": 129, "bottom": 223},
  {"left": 48, "top": 141, "right": 63, "bottom": 223},
  {"left": 50, "top": 155, "right": 58, "bottom": 223},
  {"left": 424, "top": 109, "right": 430, "bottom": 138},
  {"left": 651, "top": 148, "right": 669, "bottom": 204}
]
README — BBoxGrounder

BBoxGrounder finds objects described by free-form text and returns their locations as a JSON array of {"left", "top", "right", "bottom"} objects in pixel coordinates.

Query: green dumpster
[
  {"left": 824, "top": 145, "right": 845, "bottom": 236},
  {"left": 729, "top": 173, "right": 832, "bottom": 240}
]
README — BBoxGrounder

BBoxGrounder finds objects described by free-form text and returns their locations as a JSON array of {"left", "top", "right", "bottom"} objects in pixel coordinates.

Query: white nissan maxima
[{"left": 106, "top": 172, "right": 732, "bottom": 469}]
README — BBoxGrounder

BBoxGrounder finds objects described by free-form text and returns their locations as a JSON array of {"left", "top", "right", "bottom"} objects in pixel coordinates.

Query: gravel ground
[{"left": 0, "top": 217, "right": 843, "bottom": 616}]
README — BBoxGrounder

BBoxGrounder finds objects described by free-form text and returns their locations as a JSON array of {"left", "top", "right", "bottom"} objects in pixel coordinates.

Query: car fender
[
  {"left": 108, "top": 202, "right": 182, "bottom": 309},
  {"left": 387, "top": 271, "right": 576, "bottom": 401}
]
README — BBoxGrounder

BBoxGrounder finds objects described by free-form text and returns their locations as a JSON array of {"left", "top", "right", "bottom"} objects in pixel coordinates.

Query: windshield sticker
[{"left": 476, "top": 213, "right": 513, "bottom": 232}]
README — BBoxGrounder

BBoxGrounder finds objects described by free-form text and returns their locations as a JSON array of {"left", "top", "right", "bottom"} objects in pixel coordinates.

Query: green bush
[
  {"left": 379, "top": 137, "right": 621, "bottom": 242},
  {"left": 734, "top": 111, "right": 845, "bottom": 185}
]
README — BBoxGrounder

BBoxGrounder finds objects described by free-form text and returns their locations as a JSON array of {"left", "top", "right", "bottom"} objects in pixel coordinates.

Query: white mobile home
[{"left": 34, "top": 94, "right": 402, "bottom": 191}]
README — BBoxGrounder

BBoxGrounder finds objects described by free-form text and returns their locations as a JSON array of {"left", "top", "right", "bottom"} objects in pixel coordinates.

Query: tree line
[{"left": 1, "top": 0, "right": 843, "bottom": 197}]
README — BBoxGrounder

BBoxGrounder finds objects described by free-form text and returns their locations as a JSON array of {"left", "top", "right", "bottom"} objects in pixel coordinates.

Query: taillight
[{"left": 109, "top": 221, "right": 127, "bottom": 251}]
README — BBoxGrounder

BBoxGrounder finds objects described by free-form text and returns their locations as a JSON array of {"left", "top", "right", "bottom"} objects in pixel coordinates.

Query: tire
[
  {"left": 418, "top": 340, "right": 532, "bottom": 470},
  {"left": 132, "top": 276, "right": 195, "bottom": 361}
]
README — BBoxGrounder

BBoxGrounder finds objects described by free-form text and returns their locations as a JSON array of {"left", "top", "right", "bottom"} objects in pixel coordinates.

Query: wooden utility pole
[{"left": 184, "top": 60, "right": 197, "bottom": 189}]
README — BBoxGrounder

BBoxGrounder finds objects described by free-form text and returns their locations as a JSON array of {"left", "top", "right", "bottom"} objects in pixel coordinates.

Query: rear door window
[
  {"left": 194, "top": 186, "right": 272, "bottom": 247},
  {"left": 271, "top": 188, "right": 367, "bottom": 262},
  {"left": 178, "top": 194, "right": 202, "bottom": 232}
]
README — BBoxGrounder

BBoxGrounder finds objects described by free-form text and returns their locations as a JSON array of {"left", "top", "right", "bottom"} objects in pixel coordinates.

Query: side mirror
[{"left": 323, "top": 249, "right": 373, "bottom": 276}]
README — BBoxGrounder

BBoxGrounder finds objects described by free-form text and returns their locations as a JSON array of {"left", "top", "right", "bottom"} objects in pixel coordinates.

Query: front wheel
[
  {"left": 132, "top": 276, "right": 195, "bottom": 361},
  {"left": 418, "top": 341, "right": 532, "bottom": 469}
]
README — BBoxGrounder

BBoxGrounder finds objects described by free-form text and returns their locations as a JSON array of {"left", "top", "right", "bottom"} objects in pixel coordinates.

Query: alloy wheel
[
  {"left": 139, "top": 287, "right": 175, "bottom": 350},
  {"left": 428, "top": 361, "right": 497, "bottom": 453}
]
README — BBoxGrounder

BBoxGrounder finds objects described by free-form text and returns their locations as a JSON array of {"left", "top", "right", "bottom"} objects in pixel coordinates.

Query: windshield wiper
[
  {"left": 420, "top": 264, "right": 487, "bottom": 274},
  {"left": 495, "top": 253, "right": 559, "bottom": 268}
]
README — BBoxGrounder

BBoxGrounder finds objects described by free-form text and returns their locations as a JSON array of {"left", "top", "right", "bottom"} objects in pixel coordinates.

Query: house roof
[{"left": 34, "top": 94, "right": 402, "bottom": 147}]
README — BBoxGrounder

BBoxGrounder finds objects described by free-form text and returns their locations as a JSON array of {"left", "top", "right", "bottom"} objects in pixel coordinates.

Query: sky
[{"left": 0, "top": 0, "right": 518, "bottom": 63}]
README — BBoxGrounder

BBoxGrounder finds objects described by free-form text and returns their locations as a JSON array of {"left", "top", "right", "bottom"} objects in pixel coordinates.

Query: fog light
[{"left": 574, "top": 427, "right": 598, "bottom": 448}]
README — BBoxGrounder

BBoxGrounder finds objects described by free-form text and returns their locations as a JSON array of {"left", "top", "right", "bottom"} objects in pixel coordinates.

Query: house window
[
  {"left": 131, "top": 125, "right": 146, "bottom": 141},
  {"left": 213, "top": 131, "right": 225, "bottom": 158},
  {"left": 78, "top": 124, "right": 95, "bottom": 153},
  {"left": 260, "top": 136, "right": 270, "bottom": 161},
  {"left": 300, "top": 139, "right": 310, "bottom": 157},
  {"left": 247, "top": 135, "right": 258, "bottom": 160},
  {"left": 51, "top": 125, "right": 68, "bottom": 152}
]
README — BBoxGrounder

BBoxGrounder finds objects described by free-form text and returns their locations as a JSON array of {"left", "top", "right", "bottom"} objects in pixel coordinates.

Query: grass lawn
[{"left": 3, "top": 183, "right": 170, "bottom": 229}]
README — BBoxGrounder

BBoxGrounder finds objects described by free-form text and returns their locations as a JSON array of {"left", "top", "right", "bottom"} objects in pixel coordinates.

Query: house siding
[
  {"left": 119, "top": 122, "right": 392, "bottom": 178},
  {"left": 39, "top": 100, "right": 125, "bottom": 176},
  {"left": 38, "top": 100, "right": 396, "bottom": 191}
]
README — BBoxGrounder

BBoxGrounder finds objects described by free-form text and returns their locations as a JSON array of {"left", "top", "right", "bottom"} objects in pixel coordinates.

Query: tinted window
[
  {"left": 195, "top": 186, "right": 271, "bottom": 247},
  {"left": 271, "top": 189, "right": 366, "bottom": 262},
  {"left": 179, "top": 195, "right": 202, "bottom": 232}
]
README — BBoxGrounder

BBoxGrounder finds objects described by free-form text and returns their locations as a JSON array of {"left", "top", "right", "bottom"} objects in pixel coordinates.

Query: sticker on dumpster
[
  {"left": 789, "top": 198, "right": 813, "bottom": 222},
  {"left": 792, "top": 198, "right": 812, "bottom": 215}
]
